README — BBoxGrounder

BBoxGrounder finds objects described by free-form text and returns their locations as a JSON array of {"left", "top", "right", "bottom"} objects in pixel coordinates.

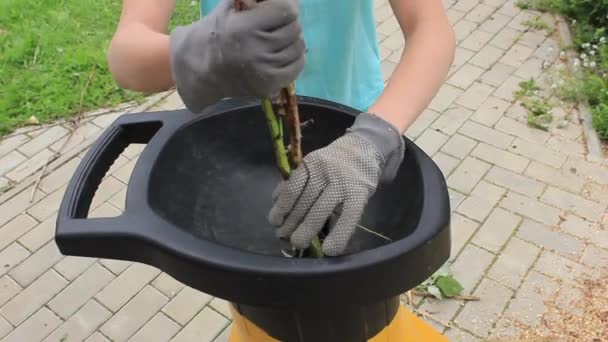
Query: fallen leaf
[
  {"left": 436, "top": 275, "right": 464, "bottom": 298},
  {"left": 27, "top": 115, "right": 40, "bottom": 125}
]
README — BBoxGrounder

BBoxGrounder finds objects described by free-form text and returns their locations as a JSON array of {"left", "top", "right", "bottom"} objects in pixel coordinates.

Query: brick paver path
[{"left": 1, "top": 0, "right": 607, "bottom": 341}]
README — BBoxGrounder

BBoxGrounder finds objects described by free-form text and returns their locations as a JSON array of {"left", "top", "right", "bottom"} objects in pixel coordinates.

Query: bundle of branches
[{"left": 234, "top": 0, "right": 322, "bottom": 258}]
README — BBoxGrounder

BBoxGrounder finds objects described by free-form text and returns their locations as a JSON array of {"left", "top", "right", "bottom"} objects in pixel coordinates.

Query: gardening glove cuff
[
  {"left": 348, "top": 113, "right": 406, "bottom": 183},
  {"left": 169, "top": 0, "right": 306, "bottom": 113}
]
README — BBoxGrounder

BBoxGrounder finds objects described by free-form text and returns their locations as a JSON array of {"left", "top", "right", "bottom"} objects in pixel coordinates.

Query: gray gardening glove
[
  {"left": 169, "top": 0, "right": 305, "bottom": 113},
  {"left": 268, "top": 113, "right": 405, "bottom": 256}
]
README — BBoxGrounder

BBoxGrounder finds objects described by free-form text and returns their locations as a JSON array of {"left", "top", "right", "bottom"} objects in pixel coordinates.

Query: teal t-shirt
[{"left": 200, "top": 1, "right": 385, "bottom": 111}]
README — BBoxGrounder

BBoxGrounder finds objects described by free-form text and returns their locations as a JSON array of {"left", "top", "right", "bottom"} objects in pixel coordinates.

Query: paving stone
[
  {"left": 582, "top": 182, "right": 608, "bottom": 207},
  {"left": 128, "top": 312, "right": 180, "bottom": 342},
  {"left": 441, "top": 133, "right": 477, "bottom": 159},
  {"left": 500, "top": 191, "right": 561, "bottom": 226},
  {"left": 210, "top": 297, "right": 232, "bottom": 318},
  {"left": 92, "top": 111, "right": 123, "bottom": 128},
  {"left": 0, "top": 270, "right": 67, "bottom": 325},
  {"left": 472, "top": 207, "right": 521, "bottom": 253},
  {"left": 488, "top": 237, "right": 539, "bottom": 289},
  {"left": 381, "top": 31, "right": 405, "bottom": 50},
  {"left": 18, "top": 125, "right": 69, "bottom": 157},
  {"left": 455, "top": 19, "right": 480, "bottom": 42},
  {"left": 546, "top": 135, "right": 586, "bottom": 157},
  {"left": 54, "top": 256, "right": 98, "bottom": 281},
  {"left": 480, "top": 63, "right": 516, "bottom": 87},
  {"left": 554, "top": 286, "right": 584, "bottom": 317},
  {"left": 122, "top": 144, "right": 146, "bottom": 160},
  {"left": 518, "top": 30, "right": 547, "bottom": 49},
  {"left": 479, "top": 12, "right": 511, "bottom": 34},
  {"left": 509, "top": 140, "right": 566, "bottom": 171},
  {"left": 107, "top": 188, "right": 127, "bottom": 212},
  {"left": 514, "top": 58, "right": 545, "bottom": 82},
  {"left": 213, "top": 326, "right": 232, "bottom": 342},
  {"left": 453, "top": 0, "right": 481, "bottom": 12},
  {"left": 95, "top": 263, "right": 161, "bottom": 312},
  {"left": 470, "top": 44, "right": 504, "bottom": 69},
  {"left": 444, "top": 327, "right": 479, "bottom": 342},
  {"left": 171, "top": 307, "right": 229, "bottom": 342},
  {"left": 0, "top": 243, "right": 30, "bottom": 277},
  {"left": 471, "top": 143, "right": 530, "bottom": 173},
  {"left": 459, "top": 121, "right": 514, "bottom": 150},
  {"left": 497, "top": 0, "right": 522, "bottom": 17},
  {"left": 89, "top": 202, "right": 122, "bottom": 218},
  {"left": 9, "top": 240, "right": 63, "bottom": 286},
  {"left": 377, "top": 16, "right": 400, "bottom": 35},
  {"left": 387, "top": 49, "right": 402, "bottom": 64},
  {"left": 0, "top": 134, "right": 30, "bottom": 158},
  {"left": 465, "top": 4, "right": 495, "bottom": 23},
  {"left": 405, "top": 109, "right": 440, "bottom": 140},
  {"left": 500, "top": 271, "right": 558, "bottom": 329},
  {"left": 451, "top": 244, "right": 494, "bottom": 293},
  {"left": 86, "top": 332, "right": 112, "bottom": 342},
  {"left": 432, "top": 152, "right": 461, "bottom": 178},
  {"left": 89, "top": 176, "right": 126, "bottom": 212},
  {"left": 50, "top": 122, "right": 101, "bottom": 153},
  {"left": 447, "top": 156, "right": 491, "bottom": 194},
  {"left": 448, "top": 64, "right": 486, "bottom": 90},
  {"left": 447, "top": 8, "right": 467, "bottom": 25},
  {"left": 449, "top": 188, "right": 467, "bottom": 212},
  {"left": 457, "top": 82, "right": 495, "bottom": 111},
  {"left": 457, "top": 180, "right": 506, "bottom": 222},
  {"left": 6, "top": 148, "right": 55, "bottom": 183},
  {"left": 49, "top": 263, "right": 115, "bottom": 319},
  {"left": 534, "top": 250, "right": 593, "bottom": 284},
  {"left": 517, "top": 219, "right": 584, "bottom": 257},
  {"left": 525, "top": 161, "right": 584, "bottom": 194},
  {"left": 44, "top": 300, "right": 112, "bottom": 342},
  {"left": 418, "top": 296, "right": 462, "bottom": 324},
  {"left": 451, "top": 47, "right": 476, "bottom": 75},
  {"left": 455, "top": 278, "right": 513, "bottom": 337},
  {"left": 100, "top": 286, "right": 168, "bottom": 342},
  {"left": 2, "top": 307, "right": 62, "bottom": 342},
  {"left": 493, "top": 74, "right": 525, "bottom": 101},
  {"left": 104, "top": 155, "right": 130, "bottom": 181},
  {"left": 428, "top": 84, "right": 464, "bottom": 113},
  {"left": 561, "top": 215, "right": 608, "bottom": 249},
  {"left": 113, "top": 159, "right": 137, "bottom": 184},
  {"left": 152, "top": 272, "right": 185, "bottom": 298},
  {"left": 379, "top": 45, "right": 391, "bottom": 61},
  {"left": 460, "top": 30, "right": 493, "bottom": 51},
  {"left": 0, "top": 151, "right": 27, "bottom": 177},
  {"left": 450, "top": 213, "right": 480, "bottom": 259},
  {"left": 496, "top": 116, "right": 550, "bottom": 144},
  {"left": 38, "top": 157, "right": 80, "bottom": 194},
  {"left": 162, "top": 286, "right": 212, "bottom": 325},
  {"left": 27, "top": 185, "right": 66, "bottom": 221},
  {"left": 533, "top": 38, "right": 559, "bottom": 61},
  {"left": 99, "top": 259, "right": 132, "bottom": 275},
  {"left": 0, "top": 315, "right": 10, "bottom": 339},
  {"left": 0, "top": 275, "right": 21, "bottom": 307},
  {"left": 489, "top": 27, "right": 519, "bottom": 50},
  {"left": 414, "top": 129, "right": 449, "bottom": 157},
  {"left": 541, "top": 187, "right": 605, "bottom": 221},
  {"left": 18, "top": 214, "right": 56, "bottom": 252},
  {"left": 0, "top": 214, "right": 37, "bottom": 251},
  {"left": 381, "top": 60, "right": 397, "bottom": 80},
  {"left": 580, "top": 244, "right": 608, "bottom": 269},
  {"left": 563, "top": 157, "right": 608, "bottom": 186},
  {"left": 485, "top": 166, "right": 545, "bottom": 198},
  {"left": 431, "top": 107, "right": 473, "bottom": 136}
]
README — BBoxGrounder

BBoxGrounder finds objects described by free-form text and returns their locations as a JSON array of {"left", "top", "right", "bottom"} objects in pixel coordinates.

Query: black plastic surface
[{"left": 55, "top": 97, "right": 451, "bottom": 309}]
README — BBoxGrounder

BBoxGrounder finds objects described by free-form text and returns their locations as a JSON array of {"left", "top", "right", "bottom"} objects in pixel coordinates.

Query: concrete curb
[
  {"left": 554, "top": 16, "right": 605, "bottom": 161},
  {"left": 0, "top": 90, "right": 174, "bottom": 206}
]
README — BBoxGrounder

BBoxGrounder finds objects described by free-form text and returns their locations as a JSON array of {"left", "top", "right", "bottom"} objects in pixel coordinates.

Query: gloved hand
[
  {"left": 268, "top": 113, "right": 405, "bottom": 256},
  {"left": 169, "top": 0, "right": 305, "bottom": 113}
]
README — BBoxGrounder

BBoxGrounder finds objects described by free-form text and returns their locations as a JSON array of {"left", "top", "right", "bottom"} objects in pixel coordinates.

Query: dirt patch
[{"left": 492, "top": 272, "right": 608, "bottom": 342}]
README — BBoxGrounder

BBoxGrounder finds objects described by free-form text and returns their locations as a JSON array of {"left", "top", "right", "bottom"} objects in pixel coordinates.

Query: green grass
[
  {"left": 516, "top": 0, "right": 608, "bottom": 139},
  {"left": 0, "top": 0, "right": 200, "bottom": 136}
]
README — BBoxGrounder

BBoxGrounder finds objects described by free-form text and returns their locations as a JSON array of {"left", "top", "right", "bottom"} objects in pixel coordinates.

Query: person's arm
[
  {"left": 369, "top": 0, "right": 456, "bottom": 132},
  {"left": 107, "top": 0, "right": 177, "bottom": 93}
]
